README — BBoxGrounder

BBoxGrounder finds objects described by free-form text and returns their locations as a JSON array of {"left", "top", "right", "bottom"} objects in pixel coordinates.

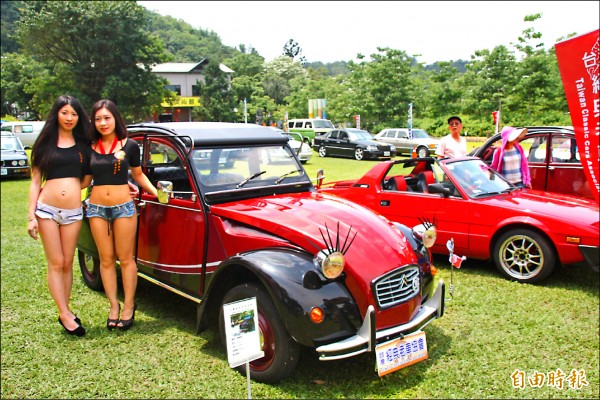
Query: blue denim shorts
[
  {"left": 35, "top": 201, "right": 83, "bottom": 225},
  {"left": 86, "top": 200, "right": 136, "bottom": 222}
]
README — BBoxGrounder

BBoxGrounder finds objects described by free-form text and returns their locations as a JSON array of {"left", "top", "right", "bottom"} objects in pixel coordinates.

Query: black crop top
[
  {"left": 46, "top": 145, "right": 86, "bottom": 180},
  {"left": 85, "top": 139, "right": 141, "bottom": 186}
]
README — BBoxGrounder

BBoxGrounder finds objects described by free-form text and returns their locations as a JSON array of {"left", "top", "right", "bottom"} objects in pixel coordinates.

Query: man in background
[{"left": 436, "top": 116, "right": 467, "bottom": 158}]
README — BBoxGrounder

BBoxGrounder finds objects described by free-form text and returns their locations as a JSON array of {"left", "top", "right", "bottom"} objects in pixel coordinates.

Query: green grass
[{"left": 1, "top": 151, "right": 598, "bottom": 399}]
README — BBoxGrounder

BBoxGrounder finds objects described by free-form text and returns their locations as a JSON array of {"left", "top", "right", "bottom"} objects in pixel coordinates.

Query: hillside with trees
[{"left": 1, "top": 1, "right": 576, "bottom": 136}]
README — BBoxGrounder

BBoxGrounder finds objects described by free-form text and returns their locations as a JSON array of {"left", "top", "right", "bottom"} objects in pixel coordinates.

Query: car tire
[
  {"left": 219, "top": 283, "right": 300, "bottom": 383},
  {"left": 77, "top": 250, "right": 104, "bottom": 291},
  {"left": 354, "top": 148, "right": 364, "bottom": 160},
  {"left": 492, "top": 229, "right": 556, "bottom": 283},
  {"left": 318, "top": 146, "right": 327, "bottom": 157},
  {"left": 417, "top": 146, "right": 429, "bottom": 158}
]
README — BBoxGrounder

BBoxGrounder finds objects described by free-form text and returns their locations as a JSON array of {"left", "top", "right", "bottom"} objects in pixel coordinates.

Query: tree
[
  {"left": 192, "top": 62, "right": 236, "bottom": 122},
  {"left": 282, "top": 39, "right": 306, "bottom": 64},
  {"left": 15, "top": 1, "right": 170, "bottom": 120},
  {"left": 262, "top": 56, "right": 308, "bottom": 105}
]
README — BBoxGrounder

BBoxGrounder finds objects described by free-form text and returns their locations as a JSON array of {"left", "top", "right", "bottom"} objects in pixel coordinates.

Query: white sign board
[{"left": 223, "top": 297, "right": 264, "bottom": 368}]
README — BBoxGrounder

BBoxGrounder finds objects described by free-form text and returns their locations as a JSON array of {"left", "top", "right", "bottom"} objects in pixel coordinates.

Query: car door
[
  {"left": 324, "top": 130, "right": 340, "bottom": 156},
  {"left": 521, "top": 134, "right": 550, "bottom": 192},
  {"left": 546, "top": 133, "right": 592, "bottom": 199},
  {"left": 134, "top": 135, "right": 209, "bottom": 299},
  {"left": 395, "top": 130, "right": 411, "bottom": 154},
  {"left": 338, "top": 130, "right": 355, "bottom": 158}
]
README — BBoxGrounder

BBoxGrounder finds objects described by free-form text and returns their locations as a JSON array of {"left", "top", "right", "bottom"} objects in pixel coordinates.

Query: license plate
[
  {"left": 384, "top": 151, "right": 390, "bottom": 156},
  {"left": 1, "top": 168, "right": 7, "bottom": 175},
  {"left": 375, "top": 331, "right": 428, "bottom": 377}
]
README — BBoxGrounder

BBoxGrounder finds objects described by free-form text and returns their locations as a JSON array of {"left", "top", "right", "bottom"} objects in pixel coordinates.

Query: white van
[
  {"left": 288, "top": 118, "right": 334, "bottom": 144},
  {"left": 0, "top": 121, "right": 46, "bottom": 148}
]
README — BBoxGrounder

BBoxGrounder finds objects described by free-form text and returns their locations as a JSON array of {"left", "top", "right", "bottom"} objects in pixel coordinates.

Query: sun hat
[
  {"left": 447, "top": 116, "right": 462, "bottom": 124},
  {"left": 503, "top": 127, "right": 528, "bottom": 142}
]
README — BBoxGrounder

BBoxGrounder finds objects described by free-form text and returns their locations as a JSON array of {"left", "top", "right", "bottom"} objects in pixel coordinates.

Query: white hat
[{"left": 505, "top": 127, "right": 528, "bottom": 142}]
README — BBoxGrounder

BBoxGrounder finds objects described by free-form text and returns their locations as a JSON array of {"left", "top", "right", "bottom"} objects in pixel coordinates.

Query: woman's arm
[
  {"left": 27, "top": 169, "right": 43, "bottom": 240},
  {"left": 130, "top": 166, "right": 158, "bottom": 197}
]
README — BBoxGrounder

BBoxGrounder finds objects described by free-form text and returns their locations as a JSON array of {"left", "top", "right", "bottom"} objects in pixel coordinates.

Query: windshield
[
  {"left": 348, "top": 130, "right": 373, "bottom": 141},
  {"left": 412, "top": 130, "right": 429, "bottom": 139},
  {"left": 445, "top": 159, "right": 512, "bottom": 198},
  {"left": 314, "top": 120, "right": 334, "bottom": 129},
  {"left": 1, "top": 136, "right": 23, "bottom": 151},
  {"left": 191, "top": 144, "right": 310, "bottom": 194}
]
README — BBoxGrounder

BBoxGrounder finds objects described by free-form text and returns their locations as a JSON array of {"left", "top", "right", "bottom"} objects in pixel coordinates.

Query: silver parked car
[{"left": 374, "top": 128, "right": 439, "bottom": 158}]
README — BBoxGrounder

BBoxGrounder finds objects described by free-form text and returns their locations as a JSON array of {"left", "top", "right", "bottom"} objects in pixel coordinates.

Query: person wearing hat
[
  {"left": 436, "top": 116, "right": 467, "bottom": 158},
  {"left": 491, "top": 126, "right": 531, "bottom": 188}
]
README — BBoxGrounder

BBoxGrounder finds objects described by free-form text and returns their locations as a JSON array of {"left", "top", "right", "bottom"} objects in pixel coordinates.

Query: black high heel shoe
[
  {"left": 106, "top": 304, "right": 120, "bottom": 331},
  {"left": 58, "top": 316, "right": 86, "bottom": 337},
  {"left": 118, "top": 303, "right": 137, "bottom": 331}
]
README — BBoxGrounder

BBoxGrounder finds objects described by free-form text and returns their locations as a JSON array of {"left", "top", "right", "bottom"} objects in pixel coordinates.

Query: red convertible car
[
  {"left": 318, "top": 157, "right": 599, "bottom": 283},
  {"left": 76, "top": 123, "right": 444, "bottom": 383}
]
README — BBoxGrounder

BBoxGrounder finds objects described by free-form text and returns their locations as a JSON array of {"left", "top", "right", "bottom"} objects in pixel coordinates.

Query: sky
[{"left": 138, "top": 1, "right": 599, "bottom": 65}]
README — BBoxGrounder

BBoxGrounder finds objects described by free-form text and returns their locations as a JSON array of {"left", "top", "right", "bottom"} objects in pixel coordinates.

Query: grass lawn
[{"left": 1, "top": 150, "right": 598, "bottom": 399}]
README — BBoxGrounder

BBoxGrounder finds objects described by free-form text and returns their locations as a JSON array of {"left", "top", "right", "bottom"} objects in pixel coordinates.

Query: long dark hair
[
  {"left": 31, "top": 95, "right": 90, "bottom": 179},
  {"left": 88, "top": 99, "right": 128, "bottom": 144}
]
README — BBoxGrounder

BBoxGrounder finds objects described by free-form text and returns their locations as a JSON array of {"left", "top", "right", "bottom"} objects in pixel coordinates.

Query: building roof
[
  {"left": 151, "top": 61, "right": 234, "bottom": 74},
  {"left": 151, "top": 61, "right": 208, "bottom": 73}
]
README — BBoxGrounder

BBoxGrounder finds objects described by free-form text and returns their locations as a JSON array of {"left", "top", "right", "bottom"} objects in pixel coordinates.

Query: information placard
[{"left": 223, "top": 297, "right": 264, "bottom": 368}]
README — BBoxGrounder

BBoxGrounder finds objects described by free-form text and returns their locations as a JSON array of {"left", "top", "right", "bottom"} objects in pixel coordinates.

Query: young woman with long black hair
[{"left": 27, "top": 95, "right": 90, "bottom": 337}]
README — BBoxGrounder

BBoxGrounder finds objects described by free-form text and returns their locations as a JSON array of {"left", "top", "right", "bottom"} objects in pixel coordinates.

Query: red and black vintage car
[{"left": 76, "top": 122, "right": 445, "bottom": 383}]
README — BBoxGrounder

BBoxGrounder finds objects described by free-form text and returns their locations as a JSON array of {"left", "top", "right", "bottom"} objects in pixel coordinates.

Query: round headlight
[
  {"left": 18, "top": 160, "right": 26, "bottom": 166},
  {"left": 322, "top": 251, "right": 345, "bottom": 279},
  {"left": 422, "top": 226, "right": 437, "bottom": 248},
  {"left": 11, "top": 160, "right": 17, "bottom": 166}
]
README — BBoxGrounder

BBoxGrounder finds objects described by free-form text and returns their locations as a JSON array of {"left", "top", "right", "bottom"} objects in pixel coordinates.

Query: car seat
[{"left": 415, "top": 171, "right": 435, "bottom": 193}]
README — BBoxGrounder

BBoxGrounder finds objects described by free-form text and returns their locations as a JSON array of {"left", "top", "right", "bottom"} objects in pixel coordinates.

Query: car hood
[
  {"left": 210, "top": 190, "right": 417, "bottom": 287},
  {"left": 488, "top": 189, "right": 599, "bottom": 230},
  {"left": 355, "top": 139, "right": 390, "bottom": 147},
  {"left": 1, "top": 150, "right": 28, "bottom": 160}
]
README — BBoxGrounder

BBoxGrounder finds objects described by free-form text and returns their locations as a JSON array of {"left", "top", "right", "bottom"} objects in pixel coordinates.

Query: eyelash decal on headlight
[{"left": 319, "top": 221, "right": 357, "bottom": 255}]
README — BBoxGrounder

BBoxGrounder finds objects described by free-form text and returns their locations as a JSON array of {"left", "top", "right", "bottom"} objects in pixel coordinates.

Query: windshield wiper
[
  {"left": 275, "top": 169, "right": 301, "bottom": 184},
  {"left": 472, "top": 188, "right": 513, "bottom": 198},
  {"left": 236, "top": 171, "right": 266, "bottom": 188}
]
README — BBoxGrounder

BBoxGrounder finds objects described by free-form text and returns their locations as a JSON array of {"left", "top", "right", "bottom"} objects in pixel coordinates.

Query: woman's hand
[
  {"left": 28, "top": 218, "right": 39, "bottom": 240},
  {"left": 128, "top": 181, "right": 139, "bottom": 198}
]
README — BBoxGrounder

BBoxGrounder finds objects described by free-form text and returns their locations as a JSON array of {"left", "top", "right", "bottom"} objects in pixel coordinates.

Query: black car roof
[{"left": 127, "top": 122, "right": 288, "bottom": 147}]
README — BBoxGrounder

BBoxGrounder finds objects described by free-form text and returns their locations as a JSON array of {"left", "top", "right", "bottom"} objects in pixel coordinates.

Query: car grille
[{"left": 374, "top": 266, "right": 420, "bottom": 308}]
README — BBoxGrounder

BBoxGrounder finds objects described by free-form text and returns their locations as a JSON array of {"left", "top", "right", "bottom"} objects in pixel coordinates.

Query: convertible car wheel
[
  {"left": 417, "top": 146, "right": 429, "bottom": 158},
  {"left": 77, "top": 250, "right": 104, "bottom": 291},
  {"left": 318, "top": 146, "right": 327, "bottom": 157},
  {"left": 354, "top": 148, "right": 364, "bottom": 160},
  {"left": 493, "top": 229, "right": 555, "bottom": 283},
  {"left": 219, "top": 283, "right": 300, "bottom": 383}
]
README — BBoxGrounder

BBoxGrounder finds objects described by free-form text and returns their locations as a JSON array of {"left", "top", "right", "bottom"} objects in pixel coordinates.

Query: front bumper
[
  {"left": 316, "top": 280, "right": 445, "bottom": 361},
  {"left": 580, "top": 245, "right": 599, "bottom": 272}
]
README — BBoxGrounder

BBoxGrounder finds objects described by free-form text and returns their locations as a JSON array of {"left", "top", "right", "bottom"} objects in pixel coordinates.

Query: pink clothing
[{"left": 491, "top": 127, "right": 531, "bottom": 187}]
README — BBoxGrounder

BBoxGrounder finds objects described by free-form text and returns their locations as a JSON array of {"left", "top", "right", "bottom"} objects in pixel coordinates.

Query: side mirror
[
  {"left": 428, "top": 183, "right": 451, "bottom": 198},
  {"left": 157, "top": 181, "right": 172, "bottom": 204},
  {"left": 316, "top": 169, "right": 325, "bottom": 189}
]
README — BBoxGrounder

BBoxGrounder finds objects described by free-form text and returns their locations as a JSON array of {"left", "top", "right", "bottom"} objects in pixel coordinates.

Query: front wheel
[
  {"left": 219, "top": 283, "right": 300, "bottom": 383},
  {"left": 354, "top": 148, "right": 364, "bottom": 160},
  {"left": 492, "top": 229, "right": 556, "bottom": 283},
  {"left": 417, "top": 146, "right": 429, "bottom": 158},
  {"left": 318, "top": 146, "right": 327, "bottom": 157},
  {"left": 78, "top": 250, "right": 104, "bottom": 291}
]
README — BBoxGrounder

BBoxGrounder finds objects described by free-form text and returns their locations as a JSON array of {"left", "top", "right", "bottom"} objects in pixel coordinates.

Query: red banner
[{"left": 555, "top": 29, "right": 600, "bottom": 202}]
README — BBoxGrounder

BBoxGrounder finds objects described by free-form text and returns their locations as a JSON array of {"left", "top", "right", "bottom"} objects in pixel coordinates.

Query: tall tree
[
  {"left": 15, "top": 1, "right": 170, "bottom": 119},
  {"left": 193, "top": 62, "right": 236, "bottom": 122},
  {"left": 282, "top": 39, "right": 306, "bottom": 64}
]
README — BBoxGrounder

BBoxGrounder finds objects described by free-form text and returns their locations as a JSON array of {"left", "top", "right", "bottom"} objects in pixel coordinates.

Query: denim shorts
[
  {"left": 86, "top": 200, "right": 136, "bottom": 222},
  {"left": 35, "top": 202, "right": 83, "bottom": 225}
]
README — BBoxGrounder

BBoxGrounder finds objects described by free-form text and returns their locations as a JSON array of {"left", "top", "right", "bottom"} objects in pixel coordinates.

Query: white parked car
[
  {"left": 268, "top": 127, "right": 312, "bottom": 163},
  {"left": 374, "top": 128, "right": 439, "bottom": 158},
  {"left": 0, "top": 121, "right": 46, "bottom": 148}
]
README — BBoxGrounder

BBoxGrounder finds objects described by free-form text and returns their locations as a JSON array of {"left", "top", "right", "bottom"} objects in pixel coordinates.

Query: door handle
[
  {"left": 138, "top": 201, "right": 146, "bottom": 208},
  {"left": 548, "top": 166, "right": 555, "bottom": 171}
]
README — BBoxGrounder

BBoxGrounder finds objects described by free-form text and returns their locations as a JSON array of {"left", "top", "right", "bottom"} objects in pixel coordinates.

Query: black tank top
[
  {"left": 86, "top": 139, "right": 140, "bottom": 186},
  {"left": 45, "top": 145, "right": 86, "bottom": 180}
]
